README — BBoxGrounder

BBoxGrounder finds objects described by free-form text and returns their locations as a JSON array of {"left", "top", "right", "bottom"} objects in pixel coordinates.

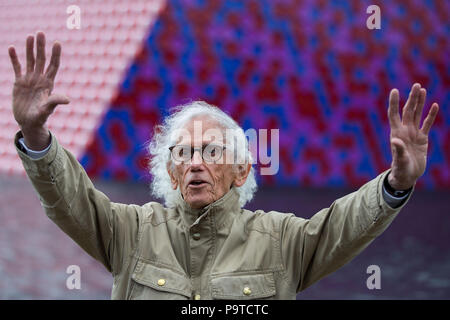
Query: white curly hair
[{"left": 148, "top": 100, "right": 258, "bottom": 208}]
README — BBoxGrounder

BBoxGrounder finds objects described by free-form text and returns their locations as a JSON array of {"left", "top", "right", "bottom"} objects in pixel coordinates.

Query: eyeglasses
[{"left": 169, "top": 144, "right": 227, "bottom": 164}]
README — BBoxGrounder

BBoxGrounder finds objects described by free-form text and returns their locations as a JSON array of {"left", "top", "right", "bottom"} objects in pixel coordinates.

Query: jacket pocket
[
  {"left": 211, "top": 272, "right": 276, "bottom": 300},
  {"left": 129, "top": 259, "right": 192, "bottom": 300}
]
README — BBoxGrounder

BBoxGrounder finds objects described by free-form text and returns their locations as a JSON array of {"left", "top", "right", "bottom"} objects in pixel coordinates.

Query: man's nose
[{"left": 190, "top": 149, "right": 204, "bottom": 166}]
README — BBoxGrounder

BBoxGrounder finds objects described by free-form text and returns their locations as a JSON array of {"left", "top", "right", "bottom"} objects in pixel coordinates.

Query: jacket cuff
[
  {"left": 14, "top": 130, "right": 63, "bottom": 178},
  {"left": 374, "top": 169, "right": 414, "bottom": 218},
  {"left": 382, "top": 183, "right": 410, "bottom": 208},
  {"left": 18, "top": 137, "right": 52, "bottom": 159}
]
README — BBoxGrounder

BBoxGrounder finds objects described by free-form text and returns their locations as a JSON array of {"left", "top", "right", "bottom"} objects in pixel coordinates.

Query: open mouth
[{"left": 188, "top": 180, "right": 208, "bottom": 188}]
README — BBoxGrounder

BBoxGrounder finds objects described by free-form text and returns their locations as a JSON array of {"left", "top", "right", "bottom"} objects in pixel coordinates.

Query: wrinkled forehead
[{"left": 171, "top": 116, "right": 227, "bottom": 146}]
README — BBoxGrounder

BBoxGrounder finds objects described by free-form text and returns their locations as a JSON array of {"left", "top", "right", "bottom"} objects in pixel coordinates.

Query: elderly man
[{"left": 9, "top": 32, "right": 439, "bottom": 300}]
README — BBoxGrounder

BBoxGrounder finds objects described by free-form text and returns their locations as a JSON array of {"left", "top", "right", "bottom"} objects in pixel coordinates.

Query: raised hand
[
  {"left": 8, "top": 31, "right": 69, "bottom": 150},
  {"left": 387, "top": 83, "right": 439, "bottom": 190}
]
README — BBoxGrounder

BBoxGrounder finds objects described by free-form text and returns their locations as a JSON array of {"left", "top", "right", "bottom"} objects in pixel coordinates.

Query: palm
[
  {"left": 12, "top": 75, "right": 54, "bottom": 127},
  {"left": 8, "top": 32, "right": 69, "bottom": 130},
  {"left": 387, "top": 83, "right": 439, "bottom": 190}
]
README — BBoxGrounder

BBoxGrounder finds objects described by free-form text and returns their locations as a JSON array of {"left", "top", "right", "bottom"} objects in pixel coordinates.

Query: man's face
[{"left": 167, "top": 116, "right": 248, "bottom": 209}]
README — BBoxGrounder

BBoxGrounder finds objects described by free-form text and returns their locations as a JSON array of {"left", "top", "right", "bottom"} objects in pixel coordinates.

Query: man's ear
[
  {"left": 167, "top": 163, "right": 178, "bottom": 190},
  {"left": 233, "top": 163, "right": 252, "bottom": 187}
]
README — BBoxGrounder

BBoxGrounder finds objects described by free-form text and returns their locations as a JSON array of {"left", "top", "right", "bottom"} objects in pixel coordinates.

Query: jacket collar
[{"left": 175, "top": 187, "right": 241, "bottom": 229}]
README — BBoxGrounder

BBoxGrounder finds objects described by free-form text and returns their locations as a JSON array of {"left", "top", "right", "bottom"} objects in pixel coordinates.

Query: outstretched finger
[
  {"left": 26, "top": 35, "right": 35, "bottom": 74},
  {"left": 421, "top": 103, "right": 439, "bottom": 135},
  {"left": 388, "top": 88, "right": 401, "bottom": 129},
  {"left": 8, "top": 46, "right": 22, "bottom": 78},
  {"left": 414, "top": 88, "right": 426, "bottom": 129},
  {"left": 45, "top": 42, "right": 61, "bottom": 81},
  {"left": 34, "top": 31, "right": 46, "bottom": 74},
  {"left": 403, "top": 83, "right": 420, "bottom": 125}
]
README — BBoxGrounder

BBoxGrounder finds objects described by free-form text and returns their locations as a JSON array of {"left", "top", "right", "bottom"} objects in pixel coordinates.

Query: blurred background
[{"left": 0, "top": 0, "right": 448, "bottom": 299}]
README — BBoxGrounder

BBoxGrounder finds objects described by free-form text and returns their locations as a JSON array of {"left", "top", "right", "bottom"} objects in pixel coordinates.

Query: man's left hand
[{"left": 387, "top": 83, "right": 439, "bottom": 190}]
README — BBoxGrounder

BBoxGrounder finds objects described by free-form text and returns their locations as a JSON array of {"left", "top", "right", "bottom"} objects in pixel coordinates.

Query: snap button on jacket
[{"left": 15, "top": 131, "right": 412, "bottom": 300}]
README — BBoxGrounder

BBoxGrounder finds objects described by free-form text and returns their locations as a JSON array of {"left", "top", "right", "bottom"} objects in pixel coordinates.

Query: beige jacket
[{"left": 15, "top": 131, "right": 411, "bottom": 300}]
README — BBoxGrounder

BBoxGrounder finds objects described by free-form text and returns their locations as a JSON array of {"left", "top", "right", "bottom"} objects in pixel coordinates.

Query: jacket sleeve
[
  {"left": 279, "top": 170, "right": 413, "bottom": 293},
  {"left": 14, "top": 131, "right": 141, "bottom": 275}
]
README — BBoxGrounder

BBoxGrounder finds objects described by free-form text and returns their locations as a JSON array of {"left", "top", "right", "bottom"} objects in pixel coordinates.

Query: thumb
[
  {"left": 391, "top": 137, "right": 407, "bottom": 161},
  {"left": 42, "top": 94, "right": 70, "bottom": 112}
]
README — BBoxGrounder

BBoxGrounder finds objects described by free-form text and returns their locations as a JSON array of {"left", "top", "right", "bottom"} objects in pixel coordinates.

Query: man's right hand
[{"left": 8, "top": 31, "right": 69, "bottom": 150}]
